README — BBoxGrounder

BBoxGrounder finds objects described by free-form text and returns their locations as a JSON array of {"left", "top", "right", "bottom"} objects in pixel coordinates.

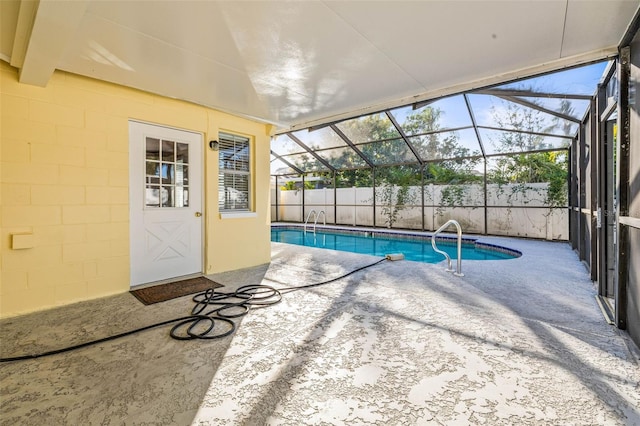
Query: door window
[{"left": 145, "top": 137, "right": 190, "bottom": 208}]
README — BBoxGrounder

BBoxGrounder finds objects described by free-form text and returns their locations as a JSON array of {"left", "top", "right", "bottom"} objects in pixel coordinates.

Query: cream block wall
[
  {"left": 0, "top": 61, "right": 272, "bottom": 318},
  {"left": 205, "top": 113, "right": 273, "bottom": 274}
]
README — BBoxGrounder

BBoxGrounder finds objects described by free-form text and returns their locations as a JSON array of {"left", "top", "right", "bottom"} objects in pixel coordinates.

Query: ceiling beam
[
  {"left": 478, "top": 125, "right": 574, "bottom": 141},
  {"left": 385, "top": 111, "right": 423, "bottom": 165},
  {"left": 495, "top": 94, "right": 582, "bottom": 124},
  {"left": 17, "top": 0, "right": 87, "bottom": 87},
  {"left": 10, "top": 0, "right": 39, "bottom": 68},
  {"left": 473, "top": 88, "right": 593, "bottom": 100},
  {"left": 286, "top": 132, "right": 336, "bottom": 173},
  {"left": 330, "top": 124, "right": 375, "bottom": 169},
  {"left": 619, "top": 4, "right": 640, "bottom": 47},
  {"left": 463, "top": 94, "right": 486, "bottom": 158},
  {"left": 271, "top": 151, "right": 303, "bottom": 175}
]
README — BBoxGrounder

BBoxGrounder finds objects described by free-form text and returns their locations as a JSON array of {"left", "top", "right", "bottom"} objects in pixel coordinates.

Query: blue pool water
[{"left": 271, "top": 228, "right": 519, "bottom": 264}]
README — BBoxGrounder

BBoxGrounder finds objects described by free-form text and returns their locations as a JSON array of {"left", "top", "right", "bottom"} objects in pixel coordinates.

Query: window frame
[{"left": 218, "top": 132, "right": 252, "bottom": 213}]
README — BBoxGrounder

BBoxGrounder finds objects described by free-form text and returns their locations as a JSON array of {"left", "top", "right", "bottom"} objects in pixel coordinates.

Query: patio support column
[
  {"left": 275, "top": 175, "right": 279, "bottom": 222},
  {"left": 579, "top": 112, "right": 588, "bottom": 262},
  {"left": 616, "top": 46, "right": 631, "bottom": 330},
  {"left": 302, "top": 174, "right": 305, "bottom": 223},
  {"left": 333, "top": 171, "right": 337, "bottom": 225},
  {"left": 569, "top": 139, "right": 576, "bottom": 251},
  {"left": 464, "top": 94, "right": 487, "bottom": 235},
  {"left": 421, "top": 165, "right": 425, "bottom": 232},
  {"left": 372, "top": 168, "right": 376, "bottom": 228},
  {"left": 483, "top": 158, "right": 488, "bottom": 235},
  {"left": 589, "top": 96, "right": 599, "bottom": 282},
  {"left": 597, "top": 75, "right": 614, "bottom": 298}
]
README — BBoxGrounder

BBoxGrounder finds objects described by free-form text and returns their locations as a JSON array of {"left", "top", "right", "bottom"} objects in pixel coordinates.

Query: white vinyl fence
[{"left": 271, "top": 183, "right": 567, "bottom": 240}]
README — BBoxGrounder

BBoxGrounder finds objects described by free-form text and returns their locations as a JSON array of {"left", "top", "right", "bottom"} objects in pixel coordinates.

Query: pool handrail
[
  {"left": 303, "top": 210, "right": 317, "bottom": 233},
  {"left": 304, "top": 210, "right": 326, "bottom": 234},
  {"left": 314, "top": 210, "right": 326, "bottom": 233},
  {"left": 431, "top": 220, "right": 464, "bottom": 277}
]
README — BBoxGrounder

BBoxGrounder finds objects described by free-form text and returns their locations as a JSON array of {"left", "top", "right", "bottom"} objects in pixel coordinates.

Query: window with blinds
[{"left": 218, "top": 132, "right": 251, "bottom": 211}]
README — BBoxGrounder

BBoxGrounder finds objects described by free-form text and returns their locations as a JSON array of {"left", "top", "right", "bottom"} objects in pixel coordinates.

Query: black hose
[{"left": 0, "top": 258, "right": 386, "bottom": 363}]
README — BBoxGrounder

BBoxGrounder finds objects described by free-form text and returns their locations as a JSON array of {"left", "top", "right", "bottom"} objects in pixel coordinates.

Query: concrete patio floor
[{"left": 1, "top": 236, "right": 639, "bottom": 425}]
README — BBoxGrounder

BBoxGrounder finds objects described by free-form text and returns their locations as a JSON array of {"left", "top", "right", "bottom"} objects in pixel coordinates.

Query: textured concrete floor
[{"left": 1, "top": 236, "right": 639, "bottom": 425}]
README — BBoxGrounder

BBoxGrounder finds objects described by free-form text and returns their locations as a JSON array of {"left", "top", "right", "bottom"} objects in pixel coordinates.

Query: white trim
[
  {"left": 218, "top": 132, "right": 252, "bottom": 212},
  {"left": 619, "top": 216, "right": 640, "bottom": 229},
  {"left": 10, "top": 0, "right": 39, "bottom": 68},
  {"left": 220, "top": 212, "right": 257, "bottom": 219},
  {"left": 128, "top": 119, "right": 202, "bottom": 136},
  {"left": 17, "top": 0, "right": 87, "bottom": 86}
]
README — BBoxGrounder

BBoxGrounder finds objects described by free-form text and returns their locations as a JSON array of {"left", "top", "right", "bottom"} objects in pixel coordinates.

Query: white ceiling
[{"left": 1, "top": 0, "right": 638, "bottom": 130}]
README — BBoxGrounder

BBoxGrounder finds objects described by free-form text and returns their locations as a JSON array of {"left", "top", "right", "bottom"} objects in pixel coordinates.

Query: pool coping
[{"left": 271, "top": 223, "right": 522, "bottom": 259}]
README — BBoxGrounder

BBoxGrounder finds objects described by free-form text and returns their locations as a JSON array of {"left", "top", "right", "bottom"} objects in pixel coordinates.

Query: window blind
[{"left": 218, "top": 133, "right": 250, "bottom": 211}]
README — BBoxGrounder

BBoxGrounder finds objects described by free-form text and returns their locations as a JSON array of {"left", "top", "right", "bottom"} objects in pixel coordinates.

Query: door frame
[{"left": 128, "top": 119, "right": 205, "bottom": 287}]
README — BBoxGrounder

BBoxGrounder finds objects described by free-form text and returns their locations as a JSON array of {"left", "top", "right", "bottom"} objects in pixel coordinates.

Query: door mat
[{"left": 130, "top": 276, "right": 223, "bottom": 305}]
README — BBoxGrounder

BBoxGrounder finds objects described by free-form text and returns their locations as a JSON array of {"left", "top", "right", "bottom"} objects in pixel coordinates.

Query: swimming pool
[{"left": 271, "top": 226, "right": 520, "bottom": 264}]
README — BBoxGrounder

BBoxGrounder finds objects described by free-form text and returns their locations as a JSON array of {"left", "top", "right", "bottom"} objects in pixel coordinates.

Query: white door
[{"left": 129, "top": 121, "right": 203, "bottom": 286}]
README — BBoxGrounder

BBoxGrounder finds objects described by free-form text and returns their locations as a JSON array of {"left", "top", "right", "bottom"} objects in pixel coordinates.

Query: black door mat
[{"left": 130, "top": 276, "right": 223, "bottom": 305}]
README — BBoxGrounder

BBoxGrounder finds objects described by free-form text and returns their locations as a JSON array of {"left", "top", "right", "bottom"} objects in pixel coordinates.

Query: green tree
[
  {"left": 376, "top": 181, "right": 413, "bottom": 228},
  {"left": 402, "top": 107, "right": 478, "bottom": 161},
  {"left": 487, "top": 98, "right": 570, "bottom": 206},
  {"left": 280, "top": 180, "right": 314, "bottom": 191},
  {"left": 335, "top": 169, "right": 372, "bottom": 188},
  {"left": 555, "top": 99, "right": 577, "bottom": 136},
  {"left": 279, "top": 106, "right": 485, "bottom": 226}
]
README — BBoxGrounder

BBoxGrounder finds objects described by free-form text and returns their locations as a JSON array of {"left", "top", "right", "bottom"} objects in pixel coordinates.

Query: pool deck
[{"left": 1, "top": 234, "right": 639, "bottom": 425}]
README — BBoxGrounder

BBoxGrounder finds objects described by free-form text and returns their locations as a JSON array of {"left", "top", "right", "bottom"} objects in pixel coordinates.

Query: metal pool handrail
[
  {"left": 431, "top": 219, "right": 464, "bottom": 277},
  {"left": 304, "top": 210, "right": 317, "bottom": 233},
  {"left": 314, "top": 210, "right": 326, "bottom": 232},
  {"left": 304, "top": 210, "right": 326, "bottom": 234}
]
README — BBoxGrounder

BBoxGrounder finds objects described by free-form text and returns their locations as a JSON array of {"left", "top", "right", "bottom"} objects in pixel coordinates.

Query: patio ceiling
[{"left": 0, "top": 1, "right": 638, "bottom": 131}]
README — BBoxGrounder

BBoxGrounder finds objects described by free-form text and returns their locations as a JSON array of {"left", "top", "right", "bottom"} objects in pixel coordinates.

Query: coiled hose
[{"left": 0, "top": 258, "right": 386, "bottom": 363}]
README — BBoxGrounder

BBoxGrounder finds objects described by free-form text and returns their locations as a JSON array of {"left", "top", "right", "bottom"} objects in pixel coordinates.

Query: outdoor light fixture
[{"left": 209, "top": 140, "right": 219, "bottom": 151}]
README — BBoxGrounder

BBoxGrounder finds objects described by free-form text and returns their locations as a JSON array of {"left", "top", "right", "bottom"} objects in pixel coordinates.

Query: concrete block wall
[{"left": 0, "top": 61, "right": 272, "bottom": 317}]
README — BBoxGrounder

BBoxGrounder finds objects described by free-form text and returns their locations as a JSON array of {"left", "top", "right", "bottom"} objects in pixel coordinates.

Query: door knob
[{"left": 195, "top": 212, "right": 202, "bottom": 217}]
